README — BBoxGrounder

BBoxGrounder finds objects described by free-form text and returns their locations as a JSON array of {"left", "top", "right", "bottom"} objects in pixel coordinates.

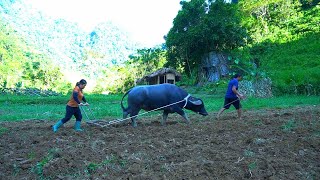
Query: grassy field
[{"left": 0, "top": 92, "right": 319, "bottom": 122}]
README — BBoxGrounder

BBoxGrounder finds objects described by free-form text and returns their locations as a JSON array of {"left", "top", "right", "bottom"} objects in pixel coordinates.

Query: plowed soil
[{"left": 1, "top": 105, "right": 320, "bottom": 179}]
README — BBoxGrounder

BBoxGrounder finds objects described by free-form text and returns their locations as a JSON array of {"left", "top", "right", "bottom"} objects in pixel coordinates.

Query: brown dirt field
[{"left": 1, "top": 105, "right": 320, "bottom": 179}]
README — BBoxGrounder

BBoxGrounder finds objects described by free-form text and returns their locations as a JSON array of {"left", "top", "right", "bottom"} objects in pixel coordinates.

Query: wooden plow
[{"left": 80, "top": 105, "right": 128, "bottom": 127}]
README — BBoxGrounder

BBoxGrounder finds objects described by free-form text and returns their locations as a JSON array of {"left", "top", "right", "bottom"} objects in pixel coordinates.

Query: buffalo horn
[{"left": 189, "top": 99, "right": 202, "bottom": 105}]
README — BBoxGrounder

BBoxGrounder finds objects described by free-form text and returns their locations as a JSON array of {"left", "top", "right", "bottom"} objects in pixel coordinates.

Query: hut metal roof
[{"left": 136, "top": 68, "right": 181, "bottom": 83}]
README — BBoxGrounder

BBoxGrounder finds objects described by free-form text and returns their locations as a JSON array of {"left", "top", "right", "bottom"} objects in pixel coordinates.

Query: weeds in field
[
  {"left": 27, "top": 151, "right": 36, "bottom": 160},
  {"left": 84, "top": 154, "right": 127, "bottom": 176},
  {"left": 0, "top": 126, "right": 9, "bottom": 135},
  {"left": 242, "top": 148, "right": 257, "bottom": 178},
  {"left": 244, "top": 150, "right": 255, "bottom": 157},
  {"left": 160, "top": 162, "right": 174, "bottom": 172},
  {"left": 86, "top": 162, "right": 99, "bottom": 174},
  {"left": 253, "top": 119, "right": 263, "bottom": 126},
  {"left": 12, "top": 163, "right": 20, "bottom": 176},
  {"left": 248, "top": 161, "right": 257, "bottom": 178},
  {"left": 314, "top": 131, "right": 320, "bottom": 137},
  {"left": 281, "top": 119, "right": 296, "bottom": 132},
  {"left": 31, "top": 148, "right": 59, "bottom": 179}
]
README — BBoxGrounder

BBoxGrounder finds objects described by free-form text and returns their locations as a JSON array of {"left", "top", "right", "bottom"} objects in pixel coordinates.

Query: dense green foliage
[
  {"left": 166, "top": 0, "right": 320, "bottom": 95},
  {"left": 166, "top": 0, "right": 247, "bottom": 75},
  {"left": 255, "top": 33, "right": 320, "bottom": 95},
  {"left": 238, "top": 0, "right": 320, "bottom": 94}
]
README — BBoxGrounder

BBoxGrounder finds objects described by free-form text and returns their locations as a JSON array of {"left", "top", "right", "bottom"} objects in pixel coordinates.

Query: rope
[
  {"left": 85, "top": 94, "right": 191, "bottom": 127},
  {"left": 223, "top": 98, "right": 240, "bottom": 108},
  {"left": 222, "top": 95, "right": 247, "bottom": 108},
  {"left": 183, "top": 94, "right": 191, "bottom": 108}
]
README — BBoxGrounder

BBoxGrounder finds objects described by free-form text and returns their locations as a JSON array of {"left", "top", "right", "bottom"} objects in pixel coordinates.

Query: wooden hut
[{"left": 136, "top": 68, "right": 181, "bottom": 85}]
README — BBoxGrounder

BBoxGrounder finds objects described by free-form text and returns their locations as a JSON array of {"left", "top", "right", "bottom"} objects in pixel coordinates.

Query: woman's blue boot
[
  {"left": 52, "top": 120, "right": 63, "bottom": 132},
  {"left": 74, "top": 121, "right": 83, "bottom": 131}
]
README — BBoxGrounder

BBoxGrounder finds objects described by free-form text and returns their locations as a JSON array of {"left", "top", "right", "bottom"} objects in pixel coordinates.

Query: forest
[{"left": 0, "top": 0, "right": 319, "bottom": 95}]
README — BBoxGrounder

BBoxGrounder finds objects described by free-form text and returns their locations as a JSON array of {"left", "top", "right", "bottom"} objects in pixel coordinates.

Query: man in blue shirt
[{"left": 217, "top": 74, "right": 244, "bottom": 120}]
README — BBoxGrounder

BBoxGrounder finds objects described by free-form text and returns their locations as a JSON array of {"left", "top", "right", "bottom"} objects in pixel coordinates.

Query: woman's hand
[{"left": 79, "top": 102, "right": 89, "bottom": 106}]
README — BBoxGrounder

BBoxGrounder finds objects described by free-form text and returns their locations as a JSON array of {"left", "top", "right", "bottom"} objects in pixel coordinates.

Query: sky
[{"left": 28, "top": 0, "right": 182, "bottom": 47}]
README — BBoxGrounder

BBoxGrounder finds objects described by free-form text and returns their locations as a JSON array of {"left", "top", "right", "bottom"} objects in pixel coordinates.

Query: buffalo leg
[
  {"left": 175, "top": 109, "right": 190, "bottom": 124},
  {"left": 130, "top": 108, "right": 140, "bottom": 127},
  {"left": 162, "top": 111, "right": 169, "bottom": 126},
  {"left": 123, "top": 111, "right": 129, "bottom": 119},
  {"left": 130, "top": 117, "right": 137, "bottom": 127}
]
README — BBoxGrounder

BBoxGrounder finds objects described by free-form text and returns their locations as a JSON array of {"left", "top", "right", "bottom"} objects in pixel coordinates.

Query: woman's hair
[
  {"left": 233, "top": 74, "right": 242, "bottom": 78},
  {"left": 76, "top": 79, "right": 87, "bottom": 86}
]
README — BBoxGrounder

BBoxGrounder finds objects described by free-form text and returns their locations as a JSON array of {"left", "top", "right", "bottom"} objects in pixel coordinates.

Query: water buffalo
[{"left": 121, "top": 83, "right": 208, "bottom": 127}]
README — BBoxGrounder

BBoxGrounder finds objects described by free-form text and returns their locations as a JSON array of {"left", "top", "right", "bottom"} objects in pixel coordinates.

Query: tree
[
  {"left": 166, "top": 0, "right": 208, "bottom": 75},
  {"left": 97, "top": 46, "right": 167, "bottom": 93},
  {"left": 239, "top": 0, "right": 303, "bottom": 43},
  {"left": 0, "top": 21, "right": 27, "bottom": 88},
  {"left": 128, "top": 46, "right": 167, "bottom": 76},
  {"left": 166, "top": 0, "right": 247, "bottom": 77}
]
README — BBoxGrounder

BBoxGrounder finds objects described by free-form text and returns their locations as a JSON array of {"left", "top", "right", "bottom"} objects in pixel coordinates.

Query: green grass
[
  {"left": 0, "top": 93, "right": 319, "bottom": 122},
  {"left": 238, "top": 95, "right": 320, "bottom": 109},
  {"left": 0, "top": 94, "right": 124, "bottom": 121}
]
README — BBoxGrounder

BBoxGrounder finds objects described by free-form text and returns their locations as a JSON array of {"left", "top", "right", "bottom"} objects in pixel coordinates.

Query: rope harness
[{"left": 82, "top": 94, "right": 191, "bottom": 127}]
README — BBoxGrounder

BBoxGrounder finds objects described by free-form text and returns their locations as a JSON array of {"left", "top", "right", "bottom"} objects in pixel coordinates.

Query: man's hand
[{"left": 237, "top": 94, "right": 245, "bottom": 100}]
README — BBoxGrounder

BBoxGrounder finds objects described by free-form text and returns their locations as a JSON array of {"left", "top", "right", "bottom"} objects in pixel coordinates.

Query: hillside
[
  {"left": 0, "top": 0, "right": 140, "bottom": 84},
  {"left": 258, "top": 33, "right": 320, "bottom": 95}
]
